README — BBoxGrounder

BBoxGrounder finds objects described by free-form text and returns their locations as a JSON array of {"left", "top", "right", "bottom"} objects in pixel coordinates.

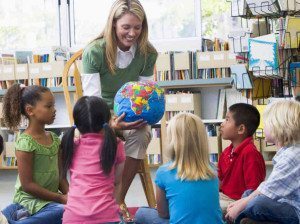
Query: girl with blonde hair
[
  {"left": 226, "top": 100, "right": 300, "bottom": 224},
  {"left": 81, "top": 0, "right": 157, "bottom": 220},
  {"left": 135, "top": 113, "right": 223, "bottom": 224}
]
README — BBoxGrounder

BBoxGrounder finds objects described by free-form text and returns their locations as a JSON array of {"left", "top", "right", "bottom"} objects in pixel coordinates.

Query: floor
[{"left": 0, "top": 169, "right": 157, "bottom": 210}]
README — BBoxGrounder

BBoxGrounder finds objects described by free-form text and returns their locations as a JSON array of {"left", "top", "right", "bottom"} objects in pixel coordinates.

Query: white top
[{"left": 81, "top": 44, "right": 153, "bottom": 97}]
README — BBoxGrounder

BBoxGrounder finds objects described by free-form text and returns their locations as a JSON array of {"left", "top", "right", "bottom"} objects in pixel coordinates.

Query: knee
[
  {"left": 135, "top": 207, "right": 157, "bottom": 224},
  {"left": 245, "top": 195, "right": 270, "bottom": 215}
]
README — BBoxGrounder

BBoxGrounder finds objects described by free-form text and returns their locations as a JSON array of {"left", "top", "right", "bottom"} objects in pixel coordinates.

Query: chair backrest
[{"left": 62, "top": 49, "right": 83, "bottom": 124}]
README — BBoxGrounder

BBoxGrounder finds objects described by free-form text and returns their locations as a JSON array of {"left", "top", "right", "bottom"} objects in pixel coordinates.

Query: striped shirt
[{"left": 258, "top": 144, "right": 300, "bottom": 220}]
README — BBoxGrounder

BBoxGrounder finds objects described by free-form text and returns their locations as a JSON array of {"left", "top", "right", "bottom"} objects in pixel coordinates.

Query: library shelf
[{"left": 157, "top": 77, "right": 233, "bottom": 90}]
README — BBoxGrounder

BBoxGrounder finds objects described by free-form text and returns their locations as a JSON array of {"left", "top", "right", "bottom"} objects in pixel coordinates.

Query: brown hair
[{"left": 3, "top": 84, "right": 50, "bottom": 130}]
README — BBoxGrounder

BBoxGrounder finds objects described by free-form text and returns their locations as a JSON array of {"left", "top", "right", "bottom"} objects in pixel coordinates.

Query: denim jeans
[
  {"left": 134, "top": 207, "right": 169, "bottom": 224},
  {"left": 2, "top": 203, "right": 64, "bottom": 224},
  {"left": 235, "top": 190, "right": 299, "bottom": 224}
]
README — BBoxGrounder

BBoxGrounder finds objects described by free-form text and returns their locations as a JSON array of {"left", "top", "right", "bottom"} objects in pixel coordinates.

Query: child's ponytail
[
  {"left": 101, "top": 123, "right": 117, "bottom": 174},
  {"left": 61, "top": 126, "right": 76, "bottom": 177},
  {"left": 3, "top": 84, "right": 23, "bottom": 130}
]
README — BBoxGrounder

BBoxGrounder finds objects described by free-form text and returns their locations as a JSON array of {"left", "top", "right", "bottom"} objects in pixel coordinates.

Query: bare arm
[
  {"left": 225, "top": 190, "right": 261, "bottom": 222},
  {"left": 114, "top": 162, "right": 125, "bottom": 200},
  {"left": 16, "top": 151, "right": 67, "bottom": 204},
  {"left": 156, "top": 185, "right": 169, "bottom": 219},
  {"left": 58, "top": 150, "right": 69, "bottom": 195}
]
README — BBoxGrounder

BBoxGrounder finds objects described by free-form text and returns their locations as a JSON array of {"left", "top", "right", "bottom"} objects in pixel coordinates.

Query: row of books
[
  {"left": 1, "top": 46, "right": 70, "bottom": 64},
  {"left": 155, "top": 50, "right": 237, "bottom": 81}
]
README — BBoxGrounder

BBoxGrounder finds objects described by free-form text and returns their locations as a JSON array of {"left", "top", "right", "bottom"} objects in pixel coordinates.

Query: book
[
  {"left": 15, "top": 51, "right": 33, "bottom": 64},
  {"left": 52, "top": 46, "right": 69, "bottom": 61},
  {"left": 230, "top": 64, "right": 253, "bottom": 89},
  {"left": 284, "top": 16, "right": 300, "bottom": 49},
  {"left": 248, "top": 34, "right": 279, "bottom": 77},
  {"left": 255, "top": 104, "right": 266, "bottom": 138}
]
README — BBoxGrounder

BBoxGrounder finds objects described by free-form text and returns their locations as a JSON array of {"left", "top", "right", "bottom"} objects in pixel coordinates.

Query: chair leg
[{"left": 138, "top": 158, "right": 156, "bottom": 208}]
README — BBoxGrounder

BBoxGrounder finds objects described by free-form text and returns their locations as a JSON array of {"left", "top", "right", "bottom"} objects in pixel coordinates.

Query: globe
[{"left": 114, "top": 81, "right": 165, "bottom": 125}]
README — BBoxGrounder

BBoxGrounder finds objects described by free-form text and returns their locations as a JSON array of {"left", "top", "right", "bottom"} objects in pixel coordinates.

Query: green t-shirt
[
  {"left": 13, "top": 132, "right": 61, "bottom": 214},
  {"left": 82, "top": 38, "right": 158, "bottom": 109}
]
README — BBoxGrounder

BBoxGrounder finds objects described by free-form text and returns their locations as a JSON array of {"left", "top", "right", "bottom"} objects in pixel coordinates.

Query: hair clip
[
  {"left": 72, "top": 125, "right": 77, "bottom": 129},
  {"left": 103, "top": 123, "right": 109, "bottom": 128},
  {"left": 20, "top": 84, "right": 26, "bottom": 90}
]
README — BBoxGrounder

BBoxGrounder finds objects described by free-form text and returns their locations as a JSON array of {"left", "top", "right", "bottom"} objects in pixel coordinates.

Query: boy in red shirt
[{"left": 218, "top": 103, "right": 266, "bottom": 212}]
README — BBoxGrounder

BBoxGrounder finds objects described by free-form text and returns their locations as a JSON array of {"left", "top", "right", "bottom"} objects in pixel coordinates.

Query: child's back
[
  {"left": 135, "top": 113, "right": 223, "bottom": 224},
  {"left": 155, "top": 162, "right": 222, "bottom": 224},
  {"left": 63, "top": 134, "right": 124, "bottom": 223},
  {"left": 61, "top": 96, "right": 125, "bottom": 224}
]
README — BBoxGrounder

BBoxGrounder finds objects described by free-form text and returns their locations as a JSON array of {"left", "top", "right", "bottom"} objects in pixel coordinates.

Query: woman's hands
[{"left": 110, "top": 113, "right": 147, "bottom": 130}]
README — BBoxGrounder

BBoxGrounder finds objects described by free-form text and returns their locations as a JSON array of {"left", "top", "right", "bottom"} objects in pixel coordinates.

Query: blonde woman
[
  {"left": 81, "top": 0, "right": 157, "bottom": 220},
  {"left": 226, "top": 100, "right": 300, "bottom": 224},
  {"left": 135, "top": 113, "right": 223, "bottom": 224}
]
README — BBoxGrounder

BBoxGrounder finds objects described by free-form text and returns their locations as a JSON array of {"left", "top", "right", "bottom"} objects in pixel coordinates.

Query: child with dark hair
[
  {"left": 1, "top": 84, "right": 68, "bottom": 224},
  {"left": 61, "top": 96, "right": 125, "bottom": 224},
  {"left": 218, "top": 103, "right": 266, "bottom": 212},
  {"left": 226, "top": 100, "right": 300, "bottom": 224}
]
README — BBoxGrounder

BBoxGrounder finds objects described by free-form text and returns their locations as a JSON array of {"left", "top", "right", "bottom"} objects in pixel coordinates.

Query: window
[
  {"left": 70, "top": 0, "right": 202, "bottom": 51},
  {"left": 70, "top": 0, "right": 112, "bottom": 47},
  {"left": 0, "top": 0, "right": 59, "bottom": 51}
]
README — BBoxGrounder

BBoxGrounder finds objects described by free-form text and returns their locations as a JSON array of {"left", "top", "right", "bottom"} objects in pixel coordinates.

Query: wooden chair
[{"left": 62, "top": 49, "right": 156, "bottom": 208}]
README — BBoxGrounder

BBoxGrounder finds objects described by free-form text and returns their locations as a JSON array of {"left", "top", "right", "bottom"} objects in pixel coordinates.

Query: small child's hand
[{"left": 58, "top": 194, "right": 68, "bottom": 204}]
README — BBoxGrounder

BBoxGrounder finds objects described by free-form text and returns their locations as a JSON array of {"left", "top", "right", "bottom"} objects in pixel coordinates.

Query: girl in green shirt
[{"left": 1, "top": 84, "right": 68, "bottom": 224}]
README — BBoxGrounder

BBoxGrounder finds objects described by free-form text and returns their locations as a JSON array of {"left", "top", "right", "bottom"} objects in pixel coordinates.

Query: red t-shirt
[{"left": 218, "top": 137, "right": 266, "bottom": 200}]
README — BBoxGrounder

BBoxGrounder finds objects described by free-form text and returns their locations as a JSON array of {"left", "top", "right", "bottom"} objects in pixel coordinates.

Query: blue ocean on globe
[{"left": 114, "top": 81, "right": 165, "bottom": 125}]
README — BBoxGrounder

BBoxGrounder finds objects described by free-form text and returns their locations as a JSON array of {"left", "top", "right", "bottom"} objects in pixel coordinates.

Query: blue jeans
[
  {"left": 2, "top": 203, "right": 64, "bottom": 224},
  {"left": 235, "top": 190, "right": 299, "bottom": 224},
  {"left": 135, "top": 207, "right": 169, "bottom": 224}
]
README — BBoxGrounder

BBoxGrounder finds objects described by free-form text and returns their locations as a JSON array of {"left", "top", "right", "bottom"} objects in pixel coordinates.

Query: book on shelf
[
  {"left": 15, "top": 51, "right": 33, "bottom": 64},
  {"left": 284, "top": 16, "right": 300, "bottom": 49},
  {"left": 255, "top": 104, "right": 267, "bottom": 138},
  {"left": 230, "top": 64, "right": 253, "bottom": 90},
  {"left": 248, "top": 34, "right": 279, "bottom": 77},
  {"left": 52, "top": 46, "right": 69, "bottom": 61}
]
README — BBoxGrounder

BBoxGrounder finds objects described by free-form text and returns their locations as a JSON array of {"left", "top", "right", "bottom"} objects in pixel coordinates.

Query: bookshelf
[
  {"left": 0, "top": 60, "right": 78, "bottom": 170},
  {"left": 157, "top": 75, "right": 234, "bottom": 164},
  {"left": 226, "top": 0, "right": 300, "bottom": 166}
]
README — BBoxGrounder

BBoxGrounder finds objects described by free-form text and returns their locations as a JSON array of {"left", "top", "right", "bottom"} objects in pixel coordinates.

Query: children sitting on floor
[
  {"left": 135, "top": 112, "right": 223, "bottom": 224},
  {"left": 218, "top": 103, "right": 266, "bottom": 212},
  {"left": 226, "top": 100, "right": 300, "bottom": 224}
]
